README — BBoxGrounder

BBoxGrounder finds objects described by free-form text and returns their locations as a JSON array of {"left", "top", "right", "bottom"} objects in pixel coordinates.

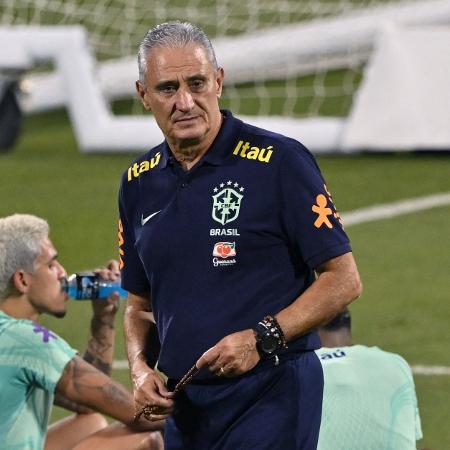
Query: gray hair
[
  {"left": 0, "top": 214, "right": 49, "bottom": 301},
  {"left": 138, "top": 21, "right": 218, "bottom": 83}
]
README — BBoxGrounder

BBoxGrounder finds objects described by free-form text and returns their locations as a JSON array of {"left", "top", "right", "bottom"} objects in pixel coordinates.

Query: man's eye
[
  {"left": 160, "top": 86, "right": 176, "bottom": 94},
  {"left": 190, "top": 80, "right": 204, "bottom": 90}
]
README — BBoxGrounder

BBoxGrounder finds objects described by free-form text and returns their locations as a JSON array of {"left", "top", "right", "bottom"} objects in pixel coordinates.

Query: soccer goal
[{"left": 1, "top": 0, "right": 450, "bottom": 152}]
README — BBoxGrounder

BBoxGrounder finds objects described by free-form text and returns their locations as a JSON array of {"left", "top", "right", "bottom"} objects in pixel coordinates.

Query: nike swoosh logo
[{"left": 141, "top": 210, "right": 162, "bottom": 226}]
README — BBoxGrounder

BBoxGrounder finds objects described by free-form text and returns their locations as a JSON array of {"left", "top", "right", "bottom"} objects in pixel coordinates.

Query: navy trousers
[{"left": 165, "top": 351, "right": 324, "bottom": 450}]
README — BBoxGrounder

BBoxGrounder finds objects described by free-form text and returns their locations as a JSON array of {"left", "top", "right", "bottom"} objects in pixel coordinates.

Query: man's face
[
  {"left": 26, "top": 237, "right": 68, "bottom": 318},
  {"left": 136, "top": 43, "right": 224, "bottom": 149}
]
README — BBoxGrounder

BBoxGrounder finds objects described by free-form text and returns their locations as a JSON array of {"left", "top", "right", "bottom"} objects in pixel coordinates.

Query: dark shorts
[{"left": 165, "top": 351, "right": 324, "bottom": 450}]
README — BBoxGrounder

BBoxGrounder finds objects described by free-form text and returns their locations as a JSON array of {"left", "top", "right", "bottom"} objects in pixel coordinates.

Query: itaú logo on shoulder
[{"left": 213, "top": 242, "right": 236, "bottom": 258}]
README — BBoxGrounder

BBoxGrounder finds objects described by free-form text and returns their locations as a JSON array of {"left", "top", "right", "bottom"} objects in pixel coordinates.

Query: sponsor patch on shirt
[
  {"left": 212, "top": 242, "right": 236, "bottom": 258},
  {"left": 212, "top": 242, "right": 237, "bottom": 267},
  {"left": 232, "top": 140, "right": 273, "bottom": 163},
  {"left": 127, "top": 152, "right": 161, "bottom": 181},
  {"left": 311, "top": 184, "right": 343, "bottom": 229}
]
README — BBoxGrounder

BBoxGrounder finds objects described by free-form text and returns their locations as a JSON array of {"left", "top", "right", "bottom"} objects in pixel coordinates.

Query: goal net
[
  {"left": 1, "top": 0, "right": 391, "bottom": 117},
  {"left": 1, "top": 0, "right": 450, "bottom": 152}
]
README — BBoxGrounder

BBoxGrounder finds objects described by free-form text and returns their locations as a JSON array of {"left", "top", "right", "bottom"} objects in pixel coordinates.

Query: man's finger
[
  {"left": 107, "top": 259, "right": 120, "bottom": 274},
  {"left": 195, "top": 346, "right": 220, "bottom": 369},
  {"left": 152, "top": 372, "right": 174, "bottom": 398},
  {"left": 145, "top": 411, "right": 172, "bottom": 422}
]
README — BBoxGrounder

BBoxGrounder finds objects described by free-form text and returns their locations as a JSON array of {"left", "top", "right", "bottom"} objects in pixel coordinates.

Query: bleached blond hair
[{"left": 0, "top": 214, "right": 49, "bottom": 301}]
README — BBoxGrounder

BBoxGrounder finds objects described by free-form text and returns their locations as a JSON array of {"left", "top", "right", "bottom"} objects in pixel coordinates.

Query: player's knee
[{"left": 80, "top": 412, "right": 108, "bottom": 434}]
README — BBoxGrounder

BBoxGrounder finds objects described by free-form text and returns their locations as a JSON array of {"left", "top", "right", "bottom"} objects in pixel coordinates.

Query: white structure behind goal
[
  {"left": 342, "top": 25, "right": 450, "bottom": 150},
  {"left": 1, "top": 0, "right": 450, "bottom": 152}
]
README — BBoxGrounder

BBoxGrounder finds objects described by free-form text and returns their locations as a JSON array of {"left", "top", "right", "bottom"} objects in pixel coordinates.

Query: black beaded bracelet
[{"left": 272, "top": 315, "right": 287, "bottom": 349}]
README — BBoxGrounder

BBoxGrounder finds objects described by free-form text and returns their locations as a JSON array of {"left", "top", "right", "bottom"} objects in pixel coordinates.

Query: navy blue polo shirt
[{"left": 118, "top": 110, "right": 351, "bottom": 380}]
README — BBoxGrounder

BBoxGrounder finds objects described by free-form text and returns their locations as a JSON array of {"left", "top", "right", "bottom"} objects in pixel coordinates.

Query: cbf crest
[{"left": 212, "top": 181, "right": 244, "bottom": 225}]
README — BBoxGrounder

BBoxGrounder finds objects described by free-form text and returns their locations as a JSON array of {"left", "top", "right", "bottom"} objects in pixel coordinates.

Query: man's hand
[
  {"left": 131, "top": 359, "right": 174, "bottom": 421},
  {"left": 92, "top": 259, "right": 121, "bottom": 318},
  {"left": 196, "top": 329, "right": 260, "bottom": 377},
  {"left": 124, "top": 292, "right": 169, "bottom": 421}
]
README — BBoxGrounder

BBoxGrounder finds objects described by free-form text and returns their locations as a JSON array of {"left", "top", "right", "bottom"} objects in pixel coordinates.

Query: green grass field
[{"left": 1, "top": 109, "right": 449, "bottom": 448}]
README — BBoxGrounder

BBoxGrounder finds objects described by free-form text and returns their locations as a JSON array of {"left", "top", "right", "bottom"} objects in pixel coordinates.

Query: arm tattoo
[
  {"left": 83, "top": 349, "right": 111, "bottom": 375},
  {"left": 61, "top": 357, "right": 132, "bottom": 419},
  {"left": 54, "top": 391, "right": 94, "bottom": 414},
  {"left": 90, "top": 315, "right": 114, "bottom": 334},
  {"left": 73, "top": 358, "right": 130, "bottom": 406},
  {"left": 82, "top": 316, "right": 115, "bottom": 375}
]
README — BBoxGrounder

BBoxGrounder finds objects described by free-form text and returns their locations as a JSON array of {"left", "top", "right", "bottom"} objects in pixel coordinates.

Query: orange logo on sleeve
[
  {"left": 118, "top": 219, "right": 125, "bottom": 269},
  {"left": 312, "top": 194, "right": 333, "bottom": 229}
]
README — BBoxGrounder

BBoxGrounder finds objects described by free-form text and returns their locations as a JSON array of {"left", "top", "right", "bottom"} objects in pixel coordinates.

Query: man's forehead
[
  {"left": 36, "top": 237, "right": 57, "bottom": 261},
  {"left": 148, "top": 44, "right": 213, "bottom": 74}
]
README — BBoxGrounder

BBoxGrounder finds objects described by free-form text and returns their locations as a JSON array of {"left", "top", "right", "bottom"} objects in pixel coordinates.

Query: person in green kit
[
  {"left": 0, "top": 213, "right": 163, "bottom": 450},
  {"left": 316, "top": 308, "right": 423, "bottom": 450}
]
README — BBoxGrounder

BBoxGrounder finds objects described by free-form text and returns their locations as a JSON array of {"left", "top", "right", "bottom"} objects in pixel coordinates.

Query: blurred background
[{"left": 0, "top": 1, "right": 449, "bottom": 448}]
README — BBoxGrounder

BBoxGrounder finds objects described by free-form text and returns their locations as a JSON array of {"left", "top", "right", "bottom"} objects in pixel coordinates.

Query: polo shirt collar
[
  {"left": 158, "top": 109, "right": 242, "bottom": 169},
  {"left": 158, "top": 142, "right": 173, "bottom": 169},
  {"left": 202, "top": 109, "right": 242, "bottom": 166}
]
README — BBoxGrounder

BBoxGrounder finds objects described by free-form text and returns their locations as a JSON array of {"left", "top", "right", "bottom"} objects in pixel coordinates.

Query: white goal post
[{"left": 1, "top": 0, "right": 450, "bottom": 152}]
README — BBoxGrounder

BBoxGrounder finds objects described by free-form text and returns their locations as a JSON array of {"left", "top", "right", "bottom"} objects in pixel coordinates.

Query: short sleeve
[
  {"left": 3, "top": 320, "right": 76, "bottom": 393},
  {"left": 279, "top": 143, "right": 351, "bottom": 269},
  {"left": 392, "top": 353, "right": 423, "bottom": 442},
  {"left": 415, "top": 399, "right": 423, "bottom": 441},
  {"left": 118, "top": 179, "right": 150, "bottom": 293}
]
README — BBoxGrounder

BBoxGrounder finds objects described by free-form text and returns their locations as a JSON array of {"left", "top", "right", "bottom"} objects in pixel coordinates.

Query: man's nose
[
  {"left": 175, "top": 88, "right": 194, "bottom": 111},
  {"left": 56, "top": 261, "right": 67, "bottom": 279}
]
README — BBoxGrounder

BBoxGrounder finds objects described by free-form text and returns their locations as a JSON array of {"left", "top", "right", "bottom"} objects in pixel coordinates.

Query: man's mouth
[{"left": 174, "top": 115, "right": 198, "bottom": 123}]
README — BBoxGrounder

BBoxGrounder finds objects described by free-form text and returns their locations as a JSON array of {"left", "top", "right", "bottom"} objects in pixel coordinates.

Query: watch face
[{"left": 261, "top": 334, "right": 279, "bottom": 353}]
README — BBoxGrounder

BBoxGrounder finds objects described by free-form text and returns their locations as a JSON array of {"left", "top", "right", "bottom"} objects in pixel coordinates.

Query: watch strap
[{"left": 253, "top": 315, "right": 288, "bottom": 358}]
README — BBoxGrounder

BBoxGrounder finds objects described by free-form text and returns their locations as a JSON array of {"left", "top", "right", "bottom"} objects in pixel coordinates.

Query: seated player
[
  {"left": 316, "top": 308, "right": 423, "bottom": 450},
  {"left": 0, "top": 213, "right": 164, "bottom": 450}
]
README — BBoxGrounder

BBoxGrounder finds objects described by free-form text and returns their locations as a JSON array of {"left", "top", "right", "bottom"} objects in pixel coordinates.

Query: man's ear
[
  {"left": 136, "top": 80, "right": 152, "bottom": 111},
  {"left": 215, "top": 67, "right": 225, "bottom": 99},
  {"left": 12, "top": 270, "right": 29, "bottom": 294}
]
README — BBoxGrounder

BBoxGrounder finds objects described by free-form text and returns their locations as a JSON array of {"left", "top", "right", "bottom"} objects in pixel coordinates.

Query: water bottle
[{"left": 62, "top": 272, "right": 128, "bottom": 300}]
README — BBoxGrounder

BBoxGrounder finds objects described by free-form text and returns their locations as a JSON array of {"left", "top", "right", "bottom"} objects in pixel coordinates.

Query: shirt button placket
[{"left": 179, "top": 176, "right": 190, "bottom": 213}]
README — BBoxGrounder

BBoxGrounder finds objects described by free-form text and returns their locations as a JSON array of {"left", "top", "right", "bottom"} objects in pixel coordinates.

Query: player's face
[
  {"left": 137, "top": 43, "right": 224, "bottom": 151},
  {"left": 26, "top": 238, "right": 68, "bottom": 318}
]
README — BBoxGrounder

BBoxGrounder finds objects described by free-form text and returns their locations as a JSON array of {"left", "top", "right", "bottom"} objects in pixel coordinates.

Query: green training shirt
[
  {"left": 316, "top": 345, "right": 422, "bottom": 450},
  {"left": 0, "top": 310, "right": 77, "bottom": 450}
]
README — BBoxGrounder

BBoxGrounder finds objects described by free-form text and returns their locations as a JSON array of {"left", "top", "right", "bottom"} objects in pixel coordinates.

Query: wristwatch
[{"left": 253, "top": 316, "right": 287, "bottom": 359}]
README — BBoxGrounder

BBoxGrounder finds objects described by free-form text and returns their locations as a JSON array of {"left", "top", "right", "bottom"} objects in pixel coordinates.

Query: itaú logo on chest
[
  {"left": 233, "top": 140, "right": 273, "bottom": 163},
  {"left": 213, "top": 242, "right": 236, "bottom": 258},
  {"left": 127, "top": 152, "right": 161, "bottom": 181}
]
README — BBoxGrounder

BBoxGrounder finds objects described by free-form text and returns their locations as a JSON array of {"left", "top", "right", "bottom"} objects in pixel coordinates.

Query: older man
[{"left": 119, "top": 21, "right": 362, "bottom": 449}]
